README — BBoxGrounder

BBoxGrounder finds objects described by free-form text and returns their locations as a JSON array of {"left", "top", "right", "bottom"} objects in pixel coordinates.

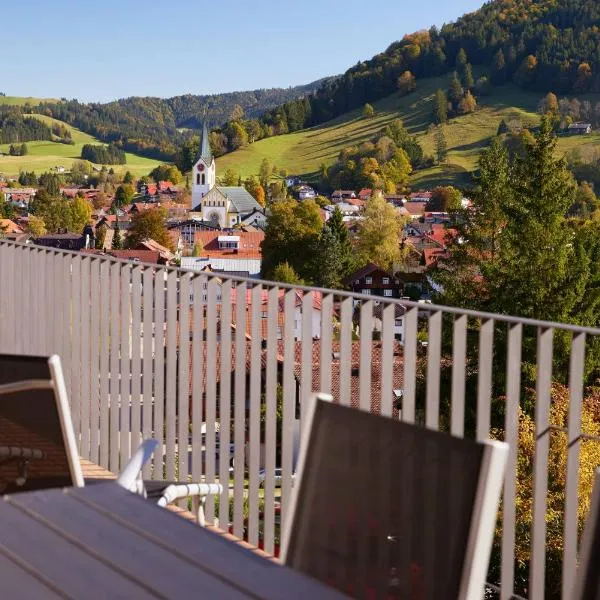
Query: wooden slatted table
[{"left": 0, "top": 483, "right": 346, "bottom": 599}]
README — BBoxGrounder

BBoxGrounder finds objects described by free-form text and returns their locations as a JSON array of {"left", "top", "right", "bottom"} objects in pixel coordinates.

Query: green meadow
[
  {"left": 217, "top": 75, "right": 600, "bottom": 188},
  {"left": 0, "top": 114, "right": 161, "bottom": 178}
]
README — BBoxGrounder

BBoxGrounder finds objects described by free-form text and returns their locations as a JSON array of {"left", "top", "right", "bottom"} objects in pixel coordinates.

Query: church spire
[{"left": 200, "top": 122, "right": 212, "bottom": 163}]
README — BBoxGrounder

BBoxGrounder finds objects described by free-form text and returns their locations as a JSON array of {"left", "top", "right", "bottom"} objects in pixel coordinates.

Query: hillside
[
  {"left": 0, "top": 115, "right": 161, "bottom": 177},
  {"left": 217, "top": 73, "right": 600, "bottom": 188},
  {"left": 0, "top": 96, "right": 59, "bottom": 106}
]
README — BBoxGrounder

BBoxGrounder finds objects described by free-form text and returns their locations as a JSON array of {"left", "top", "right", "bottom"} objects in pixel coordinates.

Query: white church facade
[{"left": 190, "top": 124, "right": 264, "bottom": 229}]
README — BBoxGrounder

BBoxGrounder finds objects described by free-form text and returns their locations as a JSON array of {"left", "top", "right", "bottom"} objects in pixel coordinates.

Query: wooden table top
[{"left": 0, "top": 482, "right": 347, "bottom": 599}]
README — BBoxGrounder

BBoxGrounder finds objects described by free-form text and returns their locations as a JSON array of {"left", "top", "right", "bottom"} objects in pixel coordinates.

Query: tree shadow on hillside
[{"left": 452, "top": 137, "right": 492, "bottom": 153}]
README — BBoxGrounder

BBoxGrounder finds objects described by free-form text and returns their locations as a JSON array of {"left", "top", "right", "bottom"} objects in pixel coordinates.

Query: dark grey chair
[
  {"left": 0, "top": 354, "right": 220, "bottom": 523},
  {"left": 281, "top": 396, "right": 508, "bottom": 600},
  {"left": 573, "top": 468, "right": 600, "bottom": 600}
]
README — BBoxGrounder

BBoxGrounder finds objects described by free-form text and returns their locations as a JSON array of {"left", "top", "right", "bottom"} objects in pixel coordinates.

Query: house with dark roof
[
  {"left": 344, "top": 263, "right": 402, "bottom": 299},
  {"left": 568, "top": 122, "right": 592, "bottom": 135},
  {"left": 33, "top": 232, "right": 89, "bottom": 251}
]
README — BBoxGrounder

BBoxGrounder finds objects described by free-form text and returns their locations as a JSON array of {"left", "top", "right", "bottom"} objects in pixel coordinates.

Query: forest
[
  {"left": 0, "top": 110, "right": 53, "bottom": 144},
  {"left": 80, "top": 143, "right": 126, "bottom": 165},
  {"left": 208, "top": 0, "right": 600, "bottom": 155},
  {"left": 22, "top": 79, "right": 329, "bottom": 162}
]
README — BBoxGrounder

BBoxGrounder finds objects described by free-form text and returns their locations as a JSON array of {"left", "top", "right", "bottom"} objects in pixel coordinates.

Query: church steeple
[
  {"left": 200, "top": 122, "right": 212, "bottom": 163},
  {"left": 191, "top": 121, "right": 216, "bottom": 209}
]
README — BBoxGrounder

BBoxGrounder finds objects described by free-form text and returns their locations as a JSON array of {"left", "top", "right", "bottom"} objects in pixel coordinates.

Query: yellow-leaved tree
[
  {"left": 356, "top": 192, "right": 407, "bottom": 272},
  {"left": 490, "top": 384, "right": 600, "bottom": 598}
]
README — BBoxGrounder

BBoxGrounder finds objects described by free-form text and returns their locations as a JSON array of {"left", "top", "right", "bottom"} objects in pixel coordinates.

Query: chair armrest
[
  {"left": 156, "top": 483, "right": 223, "bottom": 526},
  {"left": 116, "top": 439, "right": 160, "bottom": 492}
]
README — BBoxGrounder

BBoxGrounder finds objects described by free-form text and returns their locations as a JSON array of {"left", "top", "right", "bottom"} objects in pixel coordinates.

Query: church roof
[
  {"left": 197, "top": 122, "right": 213, "bottom": 164},
  {"left": 216, "top": 186, "right": 263, "bottom": 215}
]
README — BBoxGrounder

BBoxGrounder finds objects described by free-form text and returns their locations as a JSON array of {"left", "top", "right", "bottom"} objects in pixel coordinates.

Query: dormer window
[
  {"left": 365, "top": 277, "right": 373, "bottom": 284},
  {"left": 217, "top": 235, "right": 240, "bottom": 250}
]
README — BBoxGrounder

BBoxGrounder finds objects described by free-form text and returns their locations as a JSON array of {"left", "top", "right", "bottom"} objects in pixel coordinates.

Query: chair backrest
[
  {"left": 281, "top": 397, "right": 508, "bottom": 600},
  {"left": 572, "top": 468, "right": 600, "bottom": 600},
  {"left": 0, "top": 354, "right": 83, "bottom": 493}
]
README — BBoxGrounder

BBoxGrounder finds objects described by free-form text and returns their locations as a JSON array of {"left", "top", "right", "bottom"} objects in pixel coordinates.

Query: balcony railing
[{"left": 1, "top": 239, "right": 599, "bottom": 600}]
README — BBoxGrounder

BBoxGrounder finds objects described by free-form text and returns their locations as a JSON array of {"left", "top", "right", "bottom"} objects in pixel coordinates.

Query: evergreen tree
[
  {"left": 326, "top": 205, "right": 354, "bottom": 277},
  {"left": 448, "top": 72, "right": 464, "bottom": 109},
  {"left": 491, "top": 49, "right": 507, "bottom": 85},
  {"left": 496, "top": 119, "right": 509, "bottom": 136},
  {"left": 434, "top": 126, "right": 448, "bottom": 164},
  {"left": 433, "top": 89, "right": 448, "bottom": 124},
  {"left": 455, "top": 48, "right": 467, "bottom": 70},
  {"left": 461, "top": 63, "right": 474, "bottom": 89},
  {"left": 112, "top": 221, "right": 123, "bottom": 249},
  {"left": 309, "top": 225, "right": 344, "bottom": 288}
]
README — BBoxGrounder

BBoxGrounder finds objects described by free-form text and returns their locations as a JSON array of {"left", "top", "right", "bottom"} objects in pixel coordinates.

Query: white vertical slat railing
[{"left": 2, "top": 240, "right": 600, "bottom": 600}]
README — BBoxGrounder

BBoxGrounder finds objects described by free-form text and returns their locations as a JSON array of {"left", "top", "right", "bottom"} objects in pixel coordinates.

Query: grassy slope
[
  {"left": 0, "top": 114, "right": 161, "bottom": 177},
  {"left": 0, "top": 96, "right": 58, "bottom": 106},
  {"left": 217, "top": 74, "right": 600, "bottom": 188}
]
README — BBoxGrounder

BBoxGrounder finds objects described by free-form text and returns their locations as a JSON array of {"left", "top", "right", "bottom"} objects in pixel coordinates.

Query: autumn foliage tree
[
  {"left": 397, "top": 71, "right": 416, "bottom": 95},
  {"left": 125, "top": 206, "right": 174, "bottom": 251},
  {"left": 356, "top": 192, "right": 407, "bottom": 271},
  {"left": 489, "top": 385, "right": 600, "bottom": 598}
]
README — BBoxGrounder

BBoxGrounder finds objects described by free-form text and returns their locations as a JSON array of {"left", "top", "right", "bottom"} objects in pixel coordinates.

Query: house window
[
  {"left": 362, "top": 289, "right": 371, "bottom": 295},
  {"left": 196, "top": 174, "right": 200, "bottom": 185},
  {"left": 382, "top": 277, "right": 390, "bottom": 285},
  {"left": 201, "top": 174, "right": 205, "bottom": 185},
  {"left": 384, "top": 289, "right": 393, "bottom": 297},
  {"left": 262, "top": 311, "right": 269, "bottom": 318},
  {"left": 365, "top": 277, "right": 373, "bottom": 284}
]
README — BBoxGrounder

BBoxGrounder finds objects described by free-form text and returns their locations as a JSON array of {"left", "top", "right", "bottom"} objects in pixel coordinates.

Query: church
[{"left": 190, "top": 124, "right": 265, "bottom": 229}]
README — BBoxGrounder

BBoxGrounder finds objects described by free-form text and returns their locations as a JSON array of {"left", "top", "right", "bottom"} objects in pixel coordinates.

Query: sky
[{"left": 3, "top": 0, "right": 485, "bottom": 103}]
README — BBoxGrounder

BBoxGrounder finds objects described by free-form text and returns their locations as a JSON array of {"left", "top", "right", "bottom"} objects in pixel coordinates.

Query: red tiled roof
[
  {"left": 424, "top": 227, "right": 458, "bottom": 249},
  {"left": 180, "top": 337, "right": 402, "bottom": 416},
  {"left": 0, "top": 219, "right": 23, "bottom": 234},
  {"left": 158, "top": 180, "right": 174, "bottom": 192},
  {"left": 194, "top": 230, "right": 264, "bottom": 260},
  {"left": 403, "top": 202, "right": 427, "bottom": 216},
  {"left": 108, "top": 250, "right": 161, "bottom": 264},
  {"left": 423, "top": 248, "right": 448, "bottom": 267}
]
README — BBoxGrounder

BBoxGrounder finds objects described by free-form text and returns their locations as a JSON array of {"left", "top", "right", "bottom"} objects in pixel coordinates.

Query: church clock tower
[{"left": 191, "top": 122, "right": 216, "bottom": 208}]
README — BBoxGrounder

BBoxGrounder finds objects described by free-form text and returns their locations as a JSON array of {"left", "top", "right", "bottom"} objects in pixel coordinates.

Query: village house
[
  {"left": 5, "top": 188, "right": 37, "bottom": 208},
  {"left": 180, "top": 230, "right": 264, "bottom": 278},
  {"left": 0, "top": 219, "right": 24, "bottom": 235},
  {"left": 238, "top": 208, "right": 268, "bottom": 229},
  {"left": 568, "top": 122, "right": 592, "bottom": 135},
  {"left": 331, "top": 190, "right": 356, "bottom": 203},
  {"left": 358, "top": 188, "right": 372, "bottom": 201},
  {"left": 344, "top": 263, "right": 402, "bottom": 299},
  {"left": 408, "top": 191, "right": 433, "bottom": 203},
  {"left": 297, "top": 185, "right": 316, "bottom": 200},
  {"left": 33, "top": 230, "right": 93, "bottom": 251},
  {"left": 168, "top": 219, "right": 219, "bottom": 248}
]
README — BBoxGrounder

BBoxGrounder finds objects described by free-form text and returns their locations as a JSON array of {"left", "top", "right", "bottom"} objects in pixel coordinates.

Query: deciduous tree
[
  {"left": 126, "top": 206, "right": 173, "bottom": 250},
  {"left": 261, "top": 199, "right": 323, "bottom": 280},
  {"left": 356, "top": 192, "right": 406, "bottom": 272},
  {"left": 272, "top": 261, "right": 303, "bottom": 285}
]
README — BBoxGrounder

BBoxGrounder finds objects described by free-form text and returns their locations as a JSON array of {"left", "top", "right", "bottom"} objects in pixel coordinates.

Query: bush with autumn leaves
[{"left": 488, "top": 384, "right": 600, "bottom": 598}]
